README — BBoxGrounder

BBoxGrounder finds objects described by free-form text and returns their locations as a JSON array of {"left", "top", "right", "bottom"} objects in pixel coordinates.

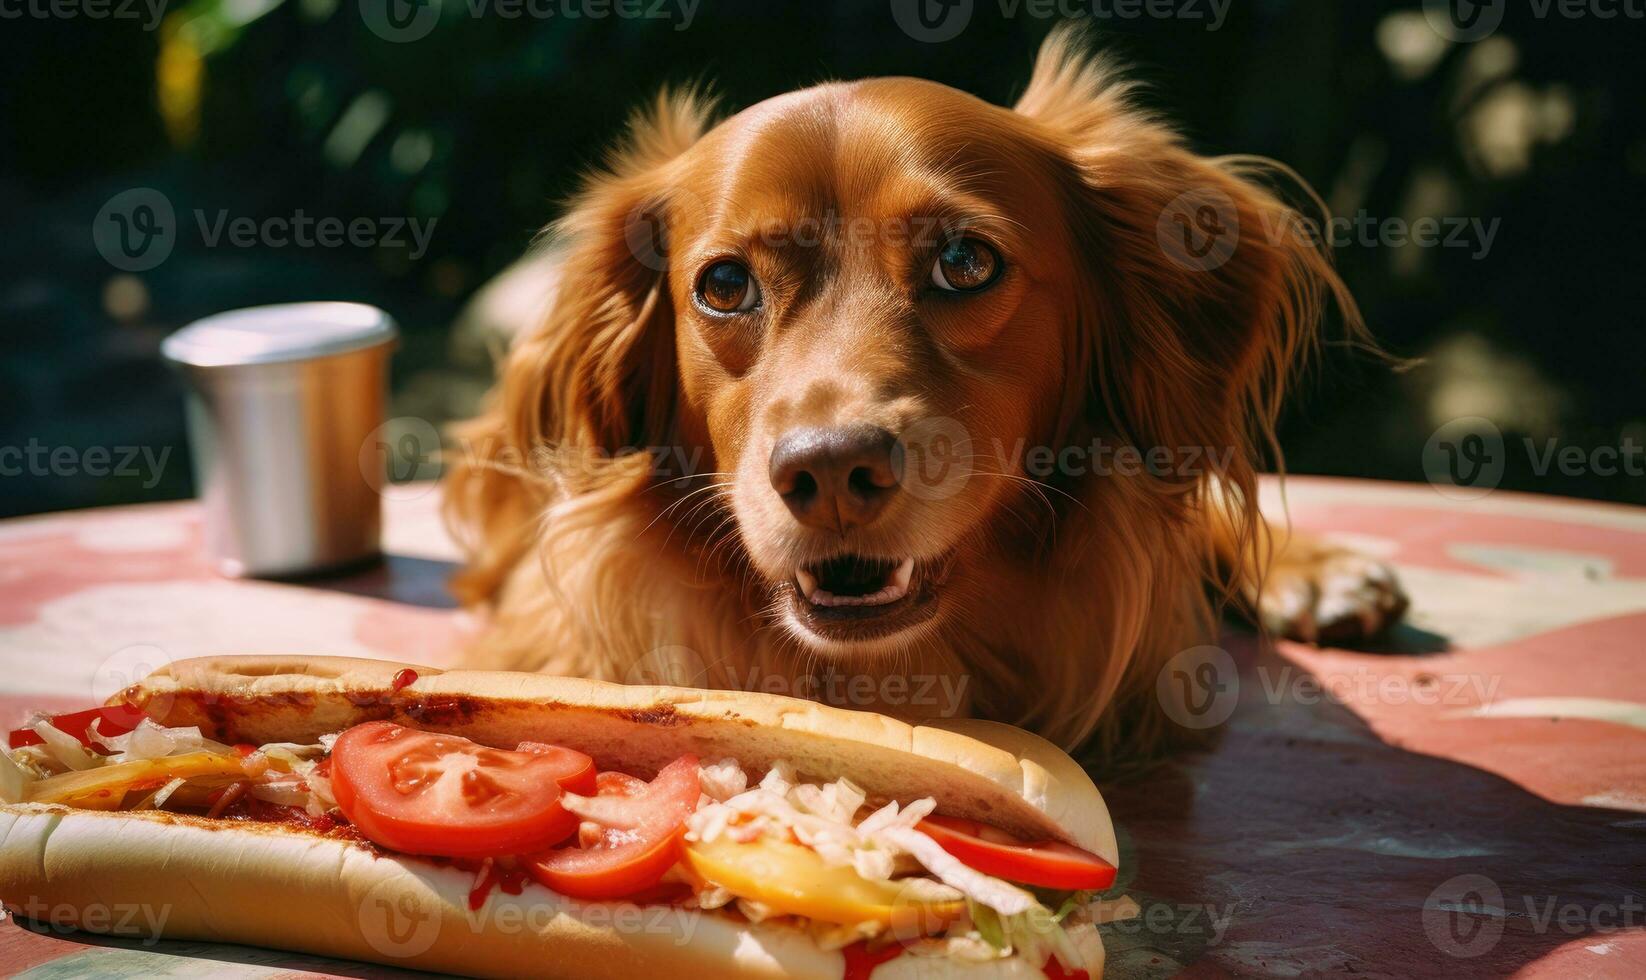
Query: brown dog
[{"left": 443, "top": 28, "right": 1407, "bottom": 755}]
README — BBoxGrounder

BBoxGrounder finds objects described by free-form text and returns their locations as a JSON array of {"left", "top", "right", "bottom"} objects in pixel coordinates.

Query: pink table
[{"left": 3, "top": 478, "right": 1644, "bottom": 977}]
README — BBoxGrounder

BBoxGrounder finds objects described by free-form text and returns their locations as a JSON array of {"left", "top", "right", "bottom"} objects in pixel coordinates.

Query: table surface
[{"left": 2, "top": 476, "right": 1643, "bottom": 979}]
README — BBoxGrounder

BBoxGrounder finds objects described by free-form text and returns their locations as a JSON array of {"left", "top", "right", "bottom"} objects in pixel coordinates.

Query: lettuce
[{"left": 964, "top": 897, "right": 1086, "bottom": 972}]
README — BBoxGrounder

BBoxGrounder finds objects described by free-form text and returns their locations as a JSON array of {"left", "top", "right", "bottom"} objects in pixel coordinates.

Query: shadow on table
[
  {"left": 1355, "top": 619, "right": 1452, "bottom": 656},
  {"left": 1096, "top": 631, "right": 1646, "bottom": 978},
  {"left": 270, "top": 553, "right": 461, "bottom": 610}
]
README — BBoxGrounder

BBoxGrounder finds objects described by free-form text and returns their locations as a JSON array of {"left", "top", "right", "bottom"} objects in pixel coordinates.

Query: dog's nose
[{"left": 769, "top": 425, "right": 901, "bottom": 532}]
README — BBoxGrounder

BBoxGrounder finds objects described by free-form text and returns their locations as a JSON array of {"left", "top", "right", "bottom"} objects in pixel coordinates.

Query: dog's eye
[
  {"left": 930, "top": 238, "right": 1001, "bottom": 292},
  {"left": 696, "top": 260, "right": 761, "bottom": 314}
]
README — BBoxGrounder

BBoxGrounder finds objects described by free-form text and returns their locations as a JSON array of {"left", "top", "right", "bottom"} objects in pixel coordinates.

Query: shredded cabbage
[
  {"left": 698, "top": 758, "right": 747, "bottom": 801},
  {"left": 0, "top": 750, "right": 34, "bottom": 804},
  {"left": 880, "top": 826, "right": 1038, "bottom": 916},
  {"left": 304, "top": 768, "right": 337, "bottom": 817},
  {"left": 686, "top": 760, "right": 936, "bottom": 885},
  {"left": 250, "top": 742, "right": 336, "bottom": 815},
  {"left": 30, "top": 722, "right": 99, "bottom": 771},
  {"left": 131, "top": 777, "right": 188, "bottom": 811},
  {"left": 85, "top": 719, "right": 232, "bottom": 763},
  {"left": 247, "top": 780, "right": 314, "bottom": 807}
]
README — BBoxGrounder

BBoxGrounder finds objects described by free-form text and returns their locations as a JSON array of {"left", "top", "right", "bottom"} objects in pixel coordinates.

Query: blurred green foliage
[{"left": 0, "top": 1, "right": 1643, "bottom": 516}]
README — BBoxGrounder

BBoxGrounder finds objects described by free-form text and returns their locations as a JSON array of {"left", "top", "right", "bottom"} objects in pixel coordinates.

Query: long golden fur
[{"left": 442, "top": 28, "right": 1406, "bottom": 756}]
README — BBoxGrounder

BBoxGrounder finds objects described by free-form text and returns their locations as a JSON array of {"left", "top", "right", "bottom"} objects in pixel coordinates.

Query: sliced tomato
[
  {"left": 524, "top": 754, "right": 700, "bottom": 900},
  {"left": 329, "top": 722, "right": 596, "bottom": 859},
  {"left": 577, "top": 771, "right": 648, "bottom": 847},
  {"left": 842, "top": 941, "right": 908, "bottom": 980},
  {"left": 1042, "top": 955, "right": 1092, "bottom": 980},
  {"left": 8, "top": 705, "right": 147, "bottom": 750},
  {"left": 916, "top": 815, "right": 1116, "bottom": 891},
  {"left": 516, "top": 741, "right": 598, "bottom": 796}
]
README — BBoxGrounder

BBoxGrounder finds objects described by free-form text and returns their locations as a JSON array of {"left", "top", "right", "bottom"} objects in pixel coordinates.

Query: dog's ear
[
  {"left": 506, "top": 88, "right": 715, "bottom": 456},
  {"left": 444, "top": 89, "right": 715, "bottom": 604},
  {"left": 1016, "top": 27, "right": 1365, "bottom": 507}
]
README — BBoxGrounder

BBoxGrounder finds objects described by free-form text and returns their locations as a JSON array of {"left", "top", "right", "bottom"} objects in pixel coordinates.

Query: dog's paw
[{"left": 1259, "top": 550, "right": 1409, "bottom": 646}]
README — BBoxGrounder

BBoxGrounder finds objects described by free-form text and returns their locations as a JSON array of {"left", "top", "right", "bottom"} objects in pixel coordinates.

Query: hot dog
[{"left": 0, "top": 656, "right": 1118, "bottom": 978}]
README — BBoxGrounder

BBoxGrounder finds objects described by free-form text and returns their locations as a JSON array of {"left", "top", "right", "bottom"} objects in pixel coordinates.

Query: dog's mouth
[{"left": 783, "top": 553, "right": 950, "bottom": 645}]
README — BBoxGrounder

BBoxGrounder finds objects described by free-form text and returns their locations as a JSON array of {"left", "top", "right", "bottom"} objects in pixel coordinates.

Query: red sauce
[
  {"left": 1042, "top": 956, "right": 1090, "bottom": 980},
  {"left": 841, "top": 941, "right": 905, "bottom": 980},
  {"left": 392, "top": 668, "right": 419, "bottom": 692},
  {"left": 234, "top": 743, "right": 257, "bottom": 757},
  {"left": 446, "top": 858, "right": 533, "bottom": 910},
  {"left": 217, "top": 797, "right": 364, "bottom": 843},
  {"left": 467, "top": 860, "right": 498, "bottom": 910},
  {"left": 622, "top": 882, "right": 694, "bottom": 906}
]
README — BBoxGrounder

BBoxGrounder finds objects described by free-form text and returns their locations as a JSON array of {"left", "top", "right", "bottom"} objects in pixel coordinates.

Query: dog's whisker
[
  {"left": 638, "top": 481, "right": 736, "bottom": 544},
  {"left": 641, "top": 470, "right": 737, "bottom": 493}
]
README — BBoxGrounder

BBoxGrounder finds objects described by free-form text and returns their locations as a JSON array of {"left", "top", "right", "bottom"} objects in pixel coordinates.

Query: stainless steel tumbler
[{"left": 161, "top": 302, "right": 398, "bottom": 578}]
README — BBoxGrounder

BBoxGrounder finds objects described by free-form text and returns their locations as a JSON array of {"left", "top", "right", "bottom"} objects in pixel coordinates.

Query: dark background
[{"left": 2, "top": 0, "right": 1643, "bottom": 518}]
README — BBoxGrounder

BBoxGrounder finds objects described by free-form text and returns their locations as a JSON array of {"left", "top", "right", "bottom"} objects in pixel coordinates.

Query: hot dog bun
[{"left": 0, "top": 656, "right": 1114, "bottom": 978}]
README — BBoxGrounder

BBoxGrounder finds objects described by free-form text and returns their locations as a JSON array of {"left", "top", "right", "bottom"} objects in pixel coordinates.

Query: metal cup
[{"left": 161, "top": 303, "right": 398, "bottom": 578}]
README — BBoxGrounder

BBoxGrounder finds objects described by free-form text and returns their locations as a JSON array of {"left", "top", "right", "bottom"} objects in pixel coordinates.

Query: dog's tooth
[
  {"left": 891, "top": 558, "right": 914, "bottom": 591},
  {"left": 796, "top": 567, "right": 818, "bottom": 599}
]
